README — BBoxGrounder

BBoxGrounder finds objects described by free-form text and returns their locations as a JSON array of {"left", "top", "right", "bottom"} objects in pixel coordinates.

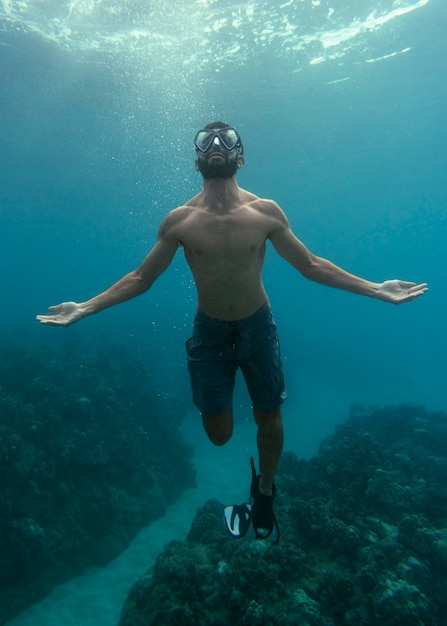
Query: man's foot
[{"left": 250, "top": 457, "right": 278, "bottom": 540}]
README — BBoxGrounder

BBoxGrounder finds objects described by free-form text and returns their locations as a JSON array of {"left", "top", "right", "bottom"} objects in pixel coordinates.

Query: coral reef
[
  {"left": 0, "top": 337, "right": 195, "bottom": 625},
  {"left": 119, "top": 403, "right": 447, "bottom": 626}
]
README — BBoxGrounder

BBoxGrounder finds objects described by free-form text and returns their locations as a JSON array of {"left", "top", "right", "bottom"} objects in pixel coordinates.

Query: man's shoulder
[
  {"left": 164, "top": 197, "right": 202, "bottom": 220},
  {"left": 236, "top": 187, "right": 276, "bottom": 209},
  {"left": 243, "top": 196, "right": 290, "bottom": 237},
  {"left": 250, "top": 196, "right": 279, "bottom": 209},
  {"left": 247, "top": 196, "right": 285, "bottom": 219},
  {"left": 159, "top": 204, "right": 197, "bottom": 239}
]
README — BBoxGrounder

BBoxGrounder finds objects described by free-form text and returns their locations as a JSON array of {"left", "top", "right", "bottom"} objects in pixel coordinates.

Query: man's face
[{"left": 195, "top": 132, "right": 243, "bottom": 180}]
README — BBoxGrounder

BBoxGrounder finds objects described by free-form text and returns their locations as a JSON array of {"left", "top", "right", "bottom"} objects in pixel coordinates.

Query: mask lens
[
  {"left": 218, "top": 128, "right": 238, "bottom": 150},
  {"left": 194, "top": 130, "right": 215, "bottom": 153}
]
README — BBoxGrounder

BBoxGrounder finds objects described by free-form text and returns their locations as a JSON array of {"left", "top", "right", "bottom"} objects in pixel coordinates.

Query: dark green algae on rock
[
  {"left": 119, "top": 404, "right": 447, "bottom": 626},
  {"left": 119, "top": 499, "right": 325, "bottom": 626},
  {"left": 0, "top": 338, "right": 195, "bottom": 625}
]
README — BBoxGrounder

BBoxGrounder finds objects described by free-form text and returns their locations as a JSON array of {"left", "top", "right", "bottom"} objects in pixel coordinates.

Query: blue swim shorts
[{"left": 186, "top": 300, "right": 287, "bottom": 416}]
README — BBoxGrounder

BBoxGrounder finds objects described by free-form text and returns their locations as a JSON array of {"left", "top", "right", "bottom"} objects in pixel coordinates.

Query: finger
[
  {"left": 401, "top": 289, "right": 427, "bottom": 303},
  {"left": 397, "top": 281, "right": 417, "bottom": 288},
  {"left": 37, "top": 317, "right": 65, "bottom": 326},
  {"left": 399, "top": 282, "right": 428, "bottom": 292},
  {"left": 408, "top": 283, "right": 428, "bottom": 293},
  {"left": 47, "top": 305, "right": 63, "bottom": 313},
  {"left": 36, "top": 314, "right": 60, "bottom": 323}
]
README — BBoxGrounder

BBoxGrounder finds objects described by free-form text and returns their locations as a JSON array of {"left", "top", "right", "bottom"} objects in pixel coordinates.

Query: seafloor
[
  {"left": 0, "top": 338, "right": 195, "bottom": 625},
  {"left": 119, "top": 403, "right": 447, "bottom": 626},
  {"left": 2, "top": 338, "right": 446, "bottom": 626}
]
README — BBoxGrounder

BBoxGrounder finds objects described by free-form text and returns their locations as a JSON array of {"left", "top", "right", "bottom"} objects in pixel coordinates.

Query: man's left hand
[{"left": 377, "top": 280, "right": 428, "bottom": 304}]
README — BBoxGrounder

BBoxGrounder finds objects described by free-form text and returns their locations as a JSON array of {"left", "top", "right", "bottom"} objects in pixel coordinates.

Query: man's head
[{"left": 194, "top": 121, "right": 244, "bottom": 180}]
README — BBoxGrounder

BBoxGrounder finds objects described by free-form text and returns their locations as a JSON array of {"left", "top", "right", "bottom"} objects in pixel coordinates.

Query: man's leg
[
  {"left": 202, "top": 410, "right": 233, "bottom": 446},
  {"left": 253, "top": 407, "right": 283, "bottom": 495}
]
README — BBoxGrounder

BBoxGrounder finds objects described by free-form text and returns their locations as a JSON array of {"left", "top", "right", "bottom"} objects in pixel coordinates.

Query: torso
[{"left": 163, "top": 188, "right": 284, "bottom": 320}]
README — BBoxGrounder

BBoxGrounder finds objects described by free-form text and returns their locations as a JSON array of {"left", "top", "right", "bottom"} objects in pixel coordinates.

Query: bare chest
[{"left": 179, "top": 213, "right": 267, "bottom": 260}]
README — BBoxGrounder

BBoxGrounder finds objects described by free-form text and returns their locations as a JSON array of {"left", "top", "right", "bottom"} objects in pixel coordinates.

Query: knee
[
  {"left": 253, "top": 407, "right": 282, "bottom": 429},
  {"left": 209, "top": 432, "right": 232, "bottom": 446},
  {"left": 202, "top": 411, "right": 233, "bottom": 446}
]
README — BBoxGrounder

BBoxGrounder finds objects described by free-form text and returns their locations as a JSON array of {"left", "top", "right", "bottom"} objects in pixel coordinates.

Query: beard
[{"left": 196, "top": 154, "right": 239, "bottom": 180}]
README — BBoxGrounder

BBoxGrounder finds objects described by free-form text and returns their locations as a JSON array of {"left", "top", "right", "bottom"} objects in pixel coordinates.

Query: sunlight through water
[{"left": 0, "top": 0, "right": 430, "bottom": 79}]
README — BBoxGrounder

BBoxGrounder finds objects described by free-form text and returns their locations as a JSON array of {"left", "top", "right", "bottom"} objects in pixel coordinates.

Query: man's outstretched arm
[
  {"left": 269, "top": 211, "right": 428, "bottom": 304},
  {"left": 37, "top": 229, "right": 179, "bottom": 327}
]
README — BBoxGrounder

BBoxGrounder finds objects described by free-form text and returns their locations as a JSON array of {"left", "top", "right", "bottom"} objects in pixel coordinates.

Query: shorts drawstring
[{"left": 219, "top": 324, "right": 242, "bottom": 357}]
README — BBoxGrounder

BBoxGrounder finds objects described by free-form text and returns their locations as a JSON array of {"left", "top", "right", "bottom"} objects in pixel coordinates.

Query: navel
[{"left": 250, "top": 244, "right": 257, "bottom": 251}]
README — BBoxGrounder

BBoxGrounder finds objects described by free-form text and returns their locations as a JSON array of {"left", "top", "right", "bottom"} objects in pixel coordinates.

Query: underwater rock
[
  {"left": 374, "top": 578, "right": 432, "bottom": 625},
  {"left": 432, "top": 529, "right": 447, "bottom": 573},
  {"left": 366, "top": 469, "right": 407, "bottom": 506},
  {"left": 120, "top": 500, "right": 328, "bottom": 626},
  {"left": 0, "top": 339, "right": 195, "bottom": 625},
  {"left": 119, "top": 403, "right": 447, "bottom": 626},
  {"left": 396, "top": 556, "right": 430, "bottom": 589}
]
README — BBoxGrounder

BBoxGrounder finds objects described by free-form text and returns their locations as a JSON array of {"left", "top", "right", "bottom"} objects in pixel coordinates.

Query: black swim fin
[
  {"left": 250, "top": 457, "right": 280, "bottom": 543},
  {"left": 223, "top": 503, "right": 252, "bottom": 539},
  {"left": 223, "top": 458, "right": 280, "bottom": 543}
]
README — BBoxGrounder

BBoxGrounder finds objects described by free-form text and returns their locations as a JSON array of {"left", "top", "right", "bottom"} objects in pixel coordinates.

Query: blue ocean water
[
  {"left": 1, "top": 1, "right": 446, "bottom": 623},
  {"left": 0, "top": 0, "right": 445, "bottom": 453}
]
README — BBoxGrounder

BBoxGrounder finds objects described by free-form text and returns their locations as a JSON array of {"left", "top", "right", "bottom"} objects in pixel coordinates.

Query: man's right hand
[{"left": 36, "top": 302, "right": 86, "bottom": 327}]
